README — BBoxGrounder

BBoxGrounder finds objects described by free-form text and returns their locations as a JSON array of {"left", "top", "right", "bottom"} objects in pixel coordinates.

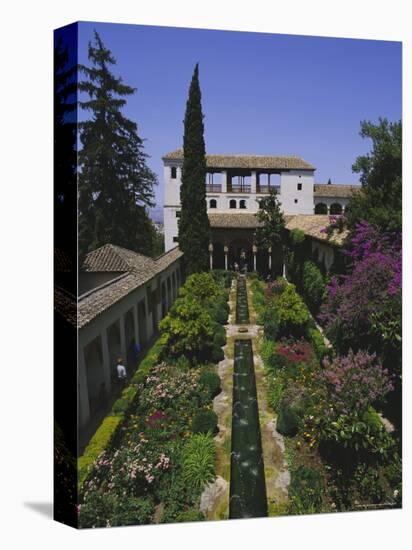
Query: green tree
[
  {"left": 54, "top": 36, "right": 77, "bottom": 290},
  {"left": 179, "top": 64, "right": 210, "bottom": 274},
  {"left": 254, "top": 190, "right": 285, "bottom": 249},
  {"left": 346, "top": 118, "right": 402, "bottom": 235},
  {"left": 254, "top": 189, "right": 285, "bottom": 274},
  {"left": 78, "top": 31, "right": 157, "bottom": 259}
]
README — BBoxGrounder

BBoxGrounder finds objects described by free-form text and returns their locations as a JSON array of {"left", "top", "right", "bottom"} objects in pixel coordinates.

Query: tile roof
[
  {"left": 285, "top": 214, "right": 348, "bottom": 246},
  {"left": 163, "top": 149, "right": 315, "bottom": 170},
  {"left": 78, "top": 245, "right": 183, "bottom": 328},
  {"left": 54, "top": 286, "right": 77, "bottom": 327},
  {"left": 208, "top": 213, "right": 347, "bottom": 246},
  {"left": 209, "top": 212, "right": 264, "bottom": 229},
  {"left": 314, "top": 183, "right": 361, "bottom": 198},
  {"left": 82, "top": 243, "right": 153, "bottom": 273}
]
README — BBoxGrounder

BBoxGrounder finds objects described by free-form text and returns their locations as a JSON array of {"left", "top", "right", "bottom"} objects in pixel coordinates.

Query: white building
[{"left": 162, "top": 149, "right": 359, "bottom": 256}]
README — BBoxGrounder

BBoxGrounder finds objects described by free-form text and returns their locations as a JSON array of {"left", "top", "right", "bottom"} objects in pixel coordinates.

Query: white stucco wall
[
  {"left": 78, "top": 257, "right": 183, "bottom": 429},
  {"left": 314, "top": 196, "right": 349, "bottom": 213},
  {"left": 280, "top": 170, "right": 315, "bottom": 214},
  {"left": 311, "top": 240, "right": 335, "bottom": 272},
  {"left": 164, "top": 161, "right": 183, "bottom": 251}
]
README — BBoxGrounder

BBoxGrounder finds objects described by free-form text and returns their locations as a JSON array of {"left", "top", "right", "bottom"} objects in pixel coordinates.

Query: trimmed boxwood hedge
[{"left": 191, "top": 409, "right": 219, "bottom": 435}]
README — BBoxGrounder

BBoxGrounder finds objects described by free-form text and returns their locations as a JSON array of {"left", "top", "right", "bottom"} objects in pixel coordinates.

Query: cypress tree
[
  {"left": 179, "top": 64, "right": 210, "bottom": 274},
  {"left": 78, "top": 31, "right": 157, "bottom": 259}
]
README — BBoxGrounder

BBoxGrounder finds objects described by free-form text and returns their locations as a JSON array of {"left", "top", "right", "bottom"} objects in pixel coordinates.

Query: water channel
[{"left": 229, "top": 276, "right": 268, "bottom": 519}]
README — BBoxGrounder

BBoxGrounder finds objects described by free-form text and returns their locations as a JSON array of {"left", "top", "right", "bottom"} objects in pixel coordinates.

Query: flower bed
[{"left": 253, "top": 276, "right": 401, "bottom": 514}]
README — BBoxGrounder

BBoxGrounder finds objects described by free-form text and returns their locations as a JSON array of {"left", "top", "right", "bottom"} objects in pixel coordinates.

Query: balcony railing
[
  {"left": 205, "top": 184, "right": 222, "bottom": 193},
  {"left": 205, "top": 184, "right": 278, "bottom": 194},
  {"left": 256, "top": 185, "right": 280, "bottom": 194},
  {"left": 228, "top": 185, "right": 251, "bottom": 193}
]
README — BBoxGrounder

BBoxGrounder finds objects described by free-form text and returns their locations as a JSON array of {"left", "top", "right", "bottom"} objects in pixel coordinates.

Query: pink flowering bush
[
  {"left": 320, "top": 221, "right": 401, "bottom": 378},
  {"left": 308, "top": 350, "right": 394, "bottom": 454},
  {"left": 320, "top": 349, "right": 393, "bottom": 415}
]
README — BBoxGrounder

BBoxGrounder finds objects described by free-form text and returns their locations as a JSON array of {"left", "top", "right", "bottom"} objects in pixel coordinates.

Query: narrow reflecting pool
[{"left": 229, "top": 276, "right": 267, "bottom": 519}]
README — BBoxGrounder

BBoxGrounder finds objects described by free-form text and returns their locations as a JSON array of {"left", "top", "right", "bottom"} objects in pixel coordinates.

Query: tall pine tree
[
  {"left": 54, "top": 35, "right": 77, "bottom": 277},
  {"left": 78, "top": 31, "right": 157, "bottom": 260},
  {"left": 179, "top": 64, "right": 210, "bottom": 274}
]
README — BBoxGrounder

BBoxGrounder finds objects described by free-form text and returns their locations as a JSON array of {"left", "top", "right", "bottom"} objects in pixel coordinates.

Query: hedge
[{"left": 78, "top": 333, "right": 167, "bottom": 490}]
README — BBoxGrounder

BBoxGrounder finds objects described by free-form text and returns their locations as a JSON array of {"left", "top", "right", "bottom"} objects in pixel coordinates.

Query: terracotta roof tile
[
  {"left": 208, "top": 213, "right": 347, "bottom": 245},
  {"left": 314, "top": 183, "right": 360, "bottom": 198},
  {"left": 163, "top": 149, "right": 315, "bottom": 170},
  {"left": 78, "top": 246, "right": 183, "bottom": 328}
]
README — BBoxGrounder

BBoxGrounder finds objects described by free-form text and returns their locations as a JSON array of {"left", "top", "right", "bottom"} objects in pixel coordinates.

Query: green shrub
[
  {"left": 261, "top": 338, "right": 287, "bottom": 373},
  {"left": 289, "top": 228, "right": 305, "bottom": 246},
  {"left": 211, "top": 343, "right": 225, "bottom": 363},
  {"left": 247, "top": 271, "right": 260, "bottom": 281},
  {"left": 261, "top": 300, "right": 280, "bottom": 340},
  {"left": 212, "top": 269, "right": 234, "bottom": 288},
  {"left": 179, "top": 272, "right": 220, "bottom": 305},
  {"left": 111, "top": 496, "right": 155, "bottom": 526},
  {"left": 277, "top": 403, "right": 300, "bottom": 436},
  {"left": 160, "top": 296, "right": 215, "bottom": 362},
  {"left": 192, "top": 410, "right": 219, "bottom": 435},
  {"left": 79, "top": 493, "right": 155, "bottom": 528},
  {"left": 182, "top": 434, "right": 216, "bottom": 492},
  {"left": 275, "top": 284, "right": 310, "bottom": 337},
  {"left": 78, "top": 416, "right": 122, "bottom": 490},
  {"left": 302, "top": 261, "right": 325, "bottom": 312},
  {"left": 174, "top": 508, "right": 205, "bottom": 523},
  {"left": 267, "top": 375, "right": 284, "bottom": 411},
  {"left": 199, "top": 369, "right": 221, "bottom": 399},
  {"left": 213, "top": 327, "right": 226, "bottom": 348},
  {"left": 288, "top": 466, "right": 323, "bottom": 514},
  {"left": 211, "top": 300, "right": 229, "bottom": 325},
  {"left": 307, "top": 327, "right": 328, "bottom": 360}
]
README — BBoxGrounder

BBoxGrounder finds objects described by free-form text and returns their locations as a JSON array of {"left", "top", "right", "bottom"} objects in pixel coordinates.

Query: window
[
  {"left": 176, "top": 210, "right": 181, "bottom": 218},
  {"left": 173, "top": 236, "right": 179, "bottom": 243},
  {"left": 239, "top": 199, "right": 247, "bottom": 209},
  {"left": 297, "top": 183, "right": 302, "bottom": 190},
  {"left": 171, "top": 166, "right": 177, "bottom": 179},
  {"left": 229, "top": 199, "right": 237, "bottom": 209},
  {"left": 209, "top": 199, "right": 217, "bottom": 209},
  {"left": 294, "top": 199, "right": 298, "bottom": 204}
]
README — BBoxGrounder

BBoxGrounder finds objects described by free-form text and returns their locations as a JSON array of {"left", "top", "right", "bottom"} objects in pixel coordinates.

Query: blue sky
[{"left": 78, "top": 22, "right": 402, "bottom": 208}]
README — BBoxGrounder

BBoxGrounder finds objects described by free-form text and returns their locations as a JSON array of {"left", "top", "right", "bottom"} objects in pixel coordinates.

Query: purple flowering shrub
[
  {"left": 321, "top": 350, "right": 393, "bottom": 414},
  {"left": 307, "top": 350, "right": 394, "bottom": 454},
  {"left": 319, "top": 222, "right": 401, "bottom": 373}
]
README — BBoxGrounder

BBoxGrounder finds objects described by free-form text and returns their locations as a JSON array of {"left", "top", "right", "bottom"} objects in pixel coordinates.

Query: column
[
  {"left": 221, "top": 170, "right": 227, "bottom": 193},
  {"left": 78, "top": 347, "right": 90, "bottom": 428},
  {"left": 327, "top": 204, "right": 330, "bottom": 215},
  {"left": 119, "top": 314, "right": 127, "bottom": 363},
  {"left": 133, "top": 304, "right": 139, "bottom": 346},
  {"left": 252, "top": 244, "right": 257, "bottom": 272},
  {"left": 208, "top": 243, "right": 214, "bottom": 271},
  {"left": 268, "top": 246, "right": 272, "bottom": 272},
  {"left": 251, "top": 171, "right": 257, "bottom": 194},
  {"left": 224, "top": 245, "right": 228, "bottom": 270},
  {"left": 283, "top": 260, "right": 287, "bottom": 279},
  {"left": 101, "top": 329, "right": 112, "bottom": 392}
]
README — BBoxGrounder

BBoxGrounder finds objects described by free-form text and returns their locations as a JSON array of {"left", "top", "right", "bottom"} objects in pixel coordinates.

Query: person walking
[{"left": 116, "top": 357, "right": 127, "bottom": 386}]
